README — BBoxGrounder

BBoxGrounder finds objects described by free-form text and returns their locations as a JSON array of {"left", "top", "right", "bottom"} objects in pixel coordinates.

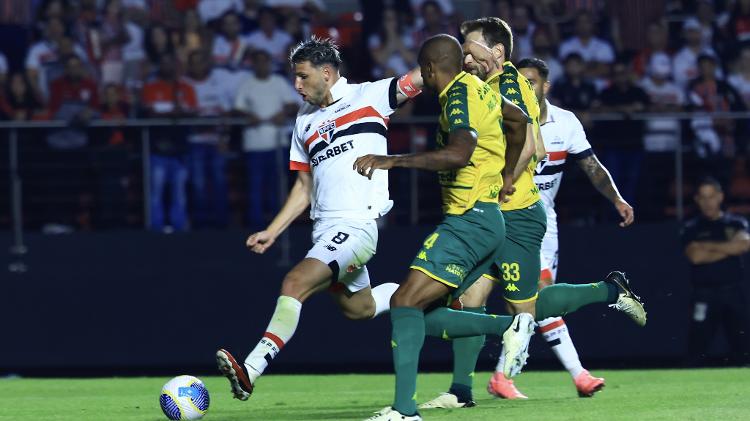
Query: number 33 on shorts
[{"left": 501, "top": 262, "right": 520, "bottom": 281}]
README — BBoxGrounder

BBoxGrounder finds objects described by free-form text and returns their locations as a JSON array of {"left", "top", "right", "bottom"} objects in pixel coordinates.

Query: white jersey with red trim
[
  {"left": 535, "top": 100, "right": 594, "bottom": 225},
  {"left": 289, "top": 76, "right": 397, "bottom": 220}
]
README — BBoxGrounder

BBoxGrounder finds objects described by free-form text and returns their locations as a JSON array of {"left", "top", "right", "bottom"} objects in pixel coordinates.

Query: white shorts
[
  {"left": 540, "top": 218, "right": 559, "bottom": 282},
  {"left": 305, "top": 218, "right": 378, "bottom": 293}
]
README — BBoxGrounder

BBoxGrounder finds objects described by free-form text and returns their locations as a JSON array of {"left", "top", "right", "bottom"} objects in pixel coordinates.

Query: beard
[{"left": 464, "top": 62, "right": 487, "bottom": 80}]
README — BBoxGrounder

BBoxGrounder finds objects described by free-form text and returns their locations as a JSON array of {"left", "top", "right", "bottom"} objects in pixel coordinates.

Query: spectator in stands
[
  {"left": 509, "top": 4, "right": 535, "bottom": 61},
  {"left": 175, "top": 9, "right": 209, "bottom": 68},
  {"left": 97, "top": 0, "right": 132, "bottom": 85},
  {"left": 37, "top": 0, "right": 67, "bottom": 22},
  {"left": 558, "top": 10, "right": 615, "bottom": 83},
  {"left": 639, "top": 54, "right": 686, "bottom": 219},
  {"left": 728, "top": 45, "right": 750, "bottom": 108},
  {"left": 549, "top": 53, "right": 597, "bottom": 116},
  {"left": 47, "top": 54, "right": 99, "bottom": 149},
  {"left": 43, "top": 54, "right": 100, "bottom": 232},
  {"left": 412, "top": 1, "right": 456, "bottom": 47},
  {"left": 688, "top": 54, "right": 745, "bottom": 159},
  {"left": 120, "top": 3, "right": 147, "bottom": 91},
  {"left": 26, "top": 17, "right": 88, "bottom": 101},
  {"left": 141, "top": 54, "right": 197, "bottom": 232},
  {"left": 368, "top": 8, "right": 416, "bottom": 78},
  {"left": 233, "top": 49, "right": 299, "bottom": 229},
  {"left": 640, "top": 54, "right": 685, "bottom": 153},
  {"left": 633, "top": 22, "right": 673, "bottom": 78},
  {"left": 244, "top": 7, "right": 292, "bottom": 69},
  {"left": 212, "top": 11, "right": 248, "bottom": 69},
  {"left": 674, "top": 19, "right": 720, "bottom": 88},
  {"left": 144, "top": 24, "right": 174, "bottom": 79},
  {"left": 688, "top": 1, "right": 726, "bottom": 56},
  {"left": 593, "top": 60, "right": 650, "bottom": 207},
  {"left": 0, "top": 73, "right": 42, "bottom": 121},
  {"left": 530, "top": 28, "right": 562, "bottom": 82},
  {"left": 184, "top": 49, "right": 233, "bottom": 228}
]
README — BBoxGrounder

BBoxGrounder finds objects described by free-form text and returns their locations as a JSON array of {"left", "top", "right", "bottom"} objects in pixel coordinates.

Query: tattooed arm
[{"left": 577, "top": 154, "right": 634, "bottom": 227}]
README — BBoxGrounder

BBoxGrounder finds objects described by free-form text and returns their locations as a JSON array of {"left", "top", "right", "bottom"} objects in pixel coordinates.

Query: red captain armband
[
  {"left": 397, "top": 73, "right": 423, "bottom": 98},
  {"left": 289, "top": 161, "right": 310, "bottom": 172}
]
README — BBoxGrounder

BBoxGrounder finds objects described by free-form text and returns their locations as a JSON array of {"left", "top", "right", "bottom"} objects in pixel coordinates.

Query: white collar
[
  {"left": 541, "top": 99, "right": 556, "bottom": 125},
  {"left": 328, "top": 76, "right": 350, "bottom": 104}
]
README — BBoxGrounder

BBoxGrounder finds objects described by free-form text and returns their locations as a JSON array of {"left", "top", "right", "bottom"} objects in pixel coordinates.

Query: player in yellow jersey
[
  {"left": 418, "top": 18, "right": 647, "bottom": 410},
  {"left": 355, "top": 34, "right": 535, "bottom": 421}
]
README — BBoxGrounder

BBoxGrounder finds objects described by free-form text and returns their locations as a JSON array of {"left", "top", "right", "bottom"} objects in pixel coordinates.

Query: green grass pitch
[{"left": 0, "top": 368, "right": 747, "bottom": 420}]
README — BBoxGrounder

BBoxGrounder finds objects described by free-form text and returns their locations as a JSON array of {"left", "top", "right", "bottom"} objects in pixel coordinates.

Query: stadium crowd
[{"left": 0, "top": 0, "right": 749, "bottom": 231}]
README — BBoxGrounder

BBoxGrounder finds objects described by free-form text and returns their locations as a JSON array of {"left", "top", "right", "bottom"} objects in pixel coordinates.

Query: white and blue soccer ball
[{"left": 159, "top": 375, "right": 210, "bottom": 420}]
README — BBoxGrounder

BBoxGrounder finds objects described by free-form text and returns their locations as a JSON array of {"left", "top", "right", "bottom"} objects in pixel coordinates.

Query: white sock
[
  {"left": 371, "top": 282, "right": 399, "bottom": 318},
  {"left": 495, "top": 349, "right": 506, "bottom": 374},
  {"left": 244, "top": 296, "right": 302, "bottom": 383},
  {"left": 538, "top": 317, "right": 584, "bottom": 379}
]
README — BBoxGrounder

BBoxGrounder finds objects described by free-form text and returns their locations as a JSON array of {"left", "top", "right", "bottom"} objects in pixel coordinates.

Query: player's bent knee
[
  {"left": 342, "top": 305, "right": 374, "bottom": 321},
  {"left": 280, "top": 272, "right": 320, "bottom": 302},
  {"left": 390, "top": 272, "right": 451, "bottom": 309}
]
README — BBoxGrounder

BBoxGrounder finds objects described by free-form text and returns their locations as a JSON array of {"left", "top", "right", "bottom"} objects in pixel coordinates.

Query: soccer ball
[{"left": 159, "top": 375, "right": 210, "bottom": 420}]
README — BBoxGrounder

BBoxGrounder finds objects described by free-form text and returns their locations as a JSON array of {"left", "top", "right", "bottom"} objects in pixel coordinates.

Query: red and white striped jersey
[
  {"left": 290, "top": 77, "right": 397, "bottom": 220},
  {"left": 535, "top": 100, "right": 593, "bottom": 221}
]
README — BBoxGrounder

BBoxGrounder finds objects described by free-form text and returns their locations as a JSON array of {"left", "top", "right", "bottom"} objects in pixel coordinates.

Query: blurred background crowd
[{"left": 0, "top": 0, "right": 749, "bottom": 232}]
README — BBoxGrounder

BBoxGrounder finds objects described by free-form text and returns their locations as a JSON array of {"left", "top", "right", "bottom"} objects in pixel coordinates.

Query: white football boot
[
  {"left": 502, "top": 313, "right": 535, "bottom": 378},
  {"left": 419, "top": 392, "right": 476, "bottom": 409},
  {"left": 605, "top": 271, "right": 647, "bottom": 327}
]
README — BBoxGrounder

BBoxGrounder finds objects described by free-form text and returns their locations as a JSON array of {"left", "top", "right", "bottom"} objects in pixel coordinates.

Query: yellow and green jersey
[
  {"left": 437, "top": 71, "right": 505, "bottom": 215},
  {"left": 487, "top": 61, "right": 541, "bottom": 211}
]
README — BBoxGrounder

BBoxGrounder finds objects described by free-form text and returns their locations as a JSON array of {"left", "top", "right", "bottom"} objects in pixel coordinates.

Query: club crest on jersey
[{"left": 318, "top": 120, "right": 336, "bottom": 141}]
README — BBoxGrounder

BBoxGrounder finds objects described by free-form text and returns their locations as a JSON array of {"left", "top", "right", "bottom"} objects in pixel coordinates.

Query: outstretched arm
[
  {"left": 576, "top": 154, "right": 634, "bottom": 227},
  {"left": 352, "top": 128, "right": 477, "bottom": 178},
  {"left": 246, "top": 171, "right": 312, "bottom": 253},
  {"left": 394, "top": 67, "right": 424, "bottom": 106}
]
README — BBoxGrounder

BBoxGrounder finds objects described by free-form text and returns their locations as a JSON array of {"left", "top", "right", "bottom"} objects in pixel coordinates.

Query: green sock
[
  {"left": 424, "top": 307, "right": 513, "bottom": 339},
  {"left": 535, "top": 281, "right": 618, "bottom": 320},
  {"left": 391, "top": 307, "right": 425, "bottom": 416},
  {"left": 449, "top": 306, "right": 486, "bottom": 402}
]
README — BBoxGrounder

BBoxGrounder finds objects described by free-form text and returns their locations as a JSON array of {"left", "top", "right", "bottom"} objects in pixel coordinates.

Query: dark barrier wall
[{"left": 0, "top": 223, "right": 742, "bottom": 375}]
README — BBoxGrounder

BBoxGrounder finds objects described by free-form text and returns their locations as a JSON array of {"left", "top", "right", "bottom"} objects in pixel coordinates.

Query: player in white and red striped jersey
[
  {"left": 518, "top": 58, "right": 634, "bottom": 397},
  {"left": 216, "top": 37, "right": 425, "bottom": 402}
]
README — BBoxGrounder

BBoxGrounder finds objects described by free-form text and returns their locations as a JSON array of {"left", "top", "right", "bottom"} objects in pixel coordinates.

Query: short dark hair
[
  {"left": 697, "top": 176, "right": 723, "bottom": 193},
  {"left": 517, "top": 57, "right": 549, "bottom": 80},
  {"left": 289, "top": 36, "right": 342, "bottom": 68},
  {"left": 460, "top": 17, "right": 513, "bottom": 58}
]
